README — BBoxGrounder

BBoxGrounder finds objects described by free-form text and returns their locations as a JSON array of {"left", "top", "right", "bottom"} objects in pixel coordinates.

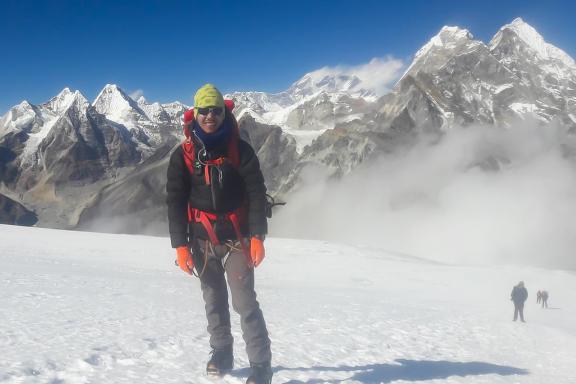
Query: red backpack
[{"left": 181, "top": 100, "right": 251, "bottom": 262}]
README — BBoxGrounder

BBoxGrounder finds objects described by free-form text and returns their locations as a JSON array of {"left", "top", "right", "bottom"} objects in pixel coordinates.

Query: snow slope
[{"left": 1, "top": 225, "right": 575, "bottom": 383}]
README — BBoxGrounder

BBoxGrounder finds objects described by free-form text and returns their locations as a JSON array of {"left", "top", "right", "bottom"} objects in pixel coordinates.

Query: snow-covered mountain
[
  {"left": 384, "top": 18, "right": 576, "bottom": 130},
  {"left": 287, "top": 68, "right": 377, "bottom": 100},
  {"left": 1, "top": 225, "right": 575, "bottom": 383},
  {"left": 92, "top": 84, "right": 184, "bottom": 154},
  {"left": 0, "top": 84, "right": 189, "bottom": 228},
  {"left": 92, "top": 84, "right": 149, "bottom": 129},
  {"left": 282, "top": 18, "right": 576, "bottom": 190},
  {"left": 227, "top": 59, "right": 401, "bottom": 135},
  {"left": 0, "top": 86, "right": 140, "bottom": 194},
  {"left": 226, "top": 18, "right": 576, "bottom": 196},
  {"left": 489, "top": 19, "right": 576, "bottom": 124},
  {"left": 1, "top": 18, "right": 576, "bottom": 234}
]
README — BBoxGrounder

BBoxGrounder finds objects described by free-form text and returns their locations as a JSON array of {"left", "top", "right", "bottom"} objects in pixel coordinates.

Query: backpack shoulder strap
[
  {"left": 182, "top": 108, "right": 196, "bottom": 174},
  {"left": 227, "top": 112, "right": 241, "bottom": 168},
  {"left": 181, "top": 139, "right": 195, "bottom": 175}
]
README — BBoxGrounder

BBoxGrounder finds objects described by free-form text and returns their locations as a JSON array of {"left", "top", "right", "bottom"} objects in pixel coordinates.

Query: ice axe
[{"left": 265, "top": 193, "right": 286, "bottom": 219}]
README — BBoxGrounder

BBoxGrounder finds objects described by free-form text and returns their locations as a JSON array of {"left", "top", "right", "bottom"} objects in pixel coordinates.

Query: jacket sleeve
[
  {"left": 166, "top": 146, "right": 191, "bottom": 248},
  {"left": 238, "top": 140, "right": 268, "bottom": 236}
]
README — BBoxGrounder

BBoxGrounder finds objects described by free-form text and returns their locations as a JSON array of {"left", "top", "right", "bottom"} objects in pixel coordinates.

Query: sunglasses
[{"left": 196, "top": 107, "right": 224, "bottom": 116}]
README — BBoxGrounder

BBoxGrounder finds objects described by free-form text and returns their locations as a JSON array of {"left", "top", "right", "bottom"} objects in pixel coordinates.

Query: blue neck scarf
[{"left": 192, "top": 118, "right": 232, "bottom": 152}]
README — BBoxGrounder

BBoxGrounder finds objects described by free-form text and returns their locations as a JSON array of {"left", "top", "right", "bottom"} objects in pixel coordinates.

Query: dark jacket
[
  {"left": 511, "top": 285, "right": 528, "bottom": 304},
  {"left": 166, "top": 116, "right": 267, "bottom": 248}
]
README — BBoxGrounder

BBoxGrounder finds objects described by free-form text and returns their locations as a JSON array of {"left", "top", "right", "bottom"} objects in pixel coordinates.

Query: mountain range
[{"left": 1, "top": 18, "right": 575, "bottom": 234}]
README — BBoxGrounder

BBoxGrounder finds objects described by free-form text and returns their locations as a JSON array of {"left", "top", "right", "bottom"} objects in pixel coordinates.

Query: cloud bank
[
  {"left": 309, "top": 56, "right": 405, "bottom": 96},
  {"left": 271, "top": 121, "right": 576, "bottom": 270},
  {"left": 129, "top": 89, "right": 144, "bottom": 100}
]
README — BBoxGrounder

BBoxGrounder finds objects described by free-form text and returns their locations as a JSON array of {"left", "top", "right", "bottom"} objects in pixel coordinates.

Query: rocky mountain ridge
[{"left": 1, "top": 18, "right": 575, "bottom": 233}]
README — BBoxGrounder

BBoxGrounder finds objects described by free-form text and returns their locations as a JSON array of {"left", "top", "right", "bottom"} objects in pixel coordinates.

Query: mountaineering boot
[
  {"left": 206, "top": 345, "right": 233, "bottom": 376},
  {"left": 246, "top": 361, "right": 272, "bottom": 384}
]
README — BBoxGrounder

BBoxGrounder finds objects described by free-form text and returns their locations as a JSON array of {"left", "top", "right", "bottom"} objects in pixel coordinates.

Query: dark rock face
[
  {"left": 0, "top": 131, "right": 27, "bottom": 186},
  {"left": 238, "top": 115, "right": 299, "bottom": 194},
  {"left": 0, "top": 86, "right": 182, "bottom": 231},
  {"left": 0, "top": 193, "right": 38, "bottom": 226},
  {"left": 73, "top": 115, "right": 299, "bottom": 235},
  {"left": 0, "top": 92, "right": 143, "bottom": 192},
  {"left": 74, "top": 144, "right": 175, "bottom": 235}
]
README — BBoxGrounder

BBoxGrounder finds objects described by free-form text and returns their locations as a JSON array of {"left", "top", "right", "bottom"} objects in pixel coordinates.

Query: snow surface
[
  {"left": 493, "top": 84, "right": 513, "bottom": 94},
  {"left": 1, "top": 224, "right": 575, "bottom": 383},
  {"left": 509, "top": 103, "right": 537, "bottom": 115},
  {"left": 282, "top": 128, "right": 329, "bottom": 153}
]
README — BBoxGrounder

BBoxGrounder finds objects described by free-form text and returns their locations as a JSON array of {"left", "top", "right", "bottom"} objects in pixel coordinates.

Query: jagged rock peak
[
  {"left": 490, "top": 17, "right": 575, "bottom": 67},
  {"left": 399, "top": 26, "right": 478, "bottom": 81},
  {"left": 68, "top": 90, "right": 89, "bottom": 110},
  {"left": 137, "top": 96, "right": 162, "bottom": 109},
  {"left": 289, "top": 65, "right": 367, "bottom": 92},
  {"left": 161, "top": 101, "right": 189, "bottom": 122},
  {"left": 92, "top": 83, "right": 142, "bottom": 119},
  {"left": 137, "top": 96, "right": 168, "bottom": 123},
  {"left": 286, "top": 66, "right": 381, "bottom": 101},
  {"left": 94, "top": 84, "right": 131, "bottom": 101},
  {"left": 43, "top": 88, "right": 89, "bottom": 114},
  {"left": 161, "top": 101, "right": 188, "bottom": 108},
  {"left": 437, "top": 26, "right": 474, "bottom": 40},
  {"left": 414, "top": 26, "right": 474, "bottom": 58},
  {"left": 0, "top": 100, "right": 37, "bottom": 132},
  {"left": 15, "top": 100, "right": 34, "bottom": 111},
  {"left": 58, "top": 87, "right": 73, "bottom": 96},
  {"left": 497, "top": 18, "right": 547, "bottom": 51},
  {"left": 290, "top": 68, "right": 354, "bottom": 90}
]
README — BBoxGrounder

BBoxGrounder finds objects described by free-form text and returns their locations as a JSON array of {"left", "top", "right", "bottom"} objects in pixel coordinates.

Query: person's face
[{"left": 196, "top": 106, "right": 225, "bottom": 133}]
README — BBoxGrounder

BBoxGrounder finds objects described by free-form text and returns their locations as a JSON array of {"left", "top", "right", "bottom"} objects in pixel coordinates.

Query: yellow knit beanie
[{"left": 194, "top": 84, "right": 225, "bottom": 109}]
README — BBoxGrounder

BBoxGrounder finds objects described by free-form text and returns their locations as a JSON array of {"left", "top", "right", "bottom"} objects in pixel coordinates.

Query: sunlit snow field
[{"left": 1, "top": 225, "right": 575, "bottom": 383}]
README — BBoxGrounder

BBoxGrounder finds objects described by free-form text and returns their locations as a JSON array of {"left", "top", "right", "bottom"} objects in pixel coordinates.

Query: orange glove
[
  {"left": 176, "top": 246, "right": 194, "bottom": 275},
  {"left": 250, "top": 237, "right": 265, "bottom": 267}
]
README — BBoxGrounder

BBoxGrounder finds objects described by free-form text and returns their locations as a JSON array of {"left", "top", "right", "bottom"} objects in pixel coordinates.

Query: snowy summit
[{"left": 492, "top": 18, "right": 576, "bottom": 68}]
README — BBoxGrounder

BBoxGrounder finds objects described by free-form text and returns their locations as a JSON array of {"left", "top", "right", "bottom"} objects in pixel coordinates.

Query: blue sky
[{"left": 1, "top": 0, "right": 575, "bottom": 114}]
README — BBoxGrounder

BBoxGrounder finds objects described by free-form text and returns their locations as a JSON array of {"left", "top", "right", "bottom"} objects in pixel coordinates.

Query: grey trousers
[
  {"left": 513, "top": 302, "right": 525, "bottom": 321},
  {"left": 195, "top": 240, "right": 271, "bottom": 364}
]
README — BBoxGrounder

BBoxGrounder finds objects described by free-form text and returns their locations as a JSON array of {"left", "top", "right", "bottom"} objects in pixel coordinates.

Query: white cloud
[
  {"left": 308, "top": 56, "right": 405, "bottom": 96},
  {"left": 272, "top": 121, "right": 576, "bottom": 270},
  {"left": 129, "top": 89, "right": 144, "bottom": 101}
]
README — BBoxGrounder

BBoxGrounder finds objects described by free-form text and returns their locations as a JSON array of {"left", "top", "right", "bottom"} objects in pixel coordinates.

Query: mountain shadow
[
  {"left": 0, "top": 193, "right": 38, "bottom": 226},
  {"left": 271, "top": 359, "right": 529, "bottom": 383}
]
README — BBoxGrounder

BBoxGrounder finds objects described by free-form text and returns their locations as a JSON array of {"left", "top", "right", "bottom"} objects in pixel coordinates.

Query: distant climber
[
  {"left": 536, "top": 290, "right": 542, "bottom": 304},
  {"left": 541, "top": 290, "right": 549, "bottom": 308},
  {"left": 510, "top": 281, "right": 528, "bottom": 322}
]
